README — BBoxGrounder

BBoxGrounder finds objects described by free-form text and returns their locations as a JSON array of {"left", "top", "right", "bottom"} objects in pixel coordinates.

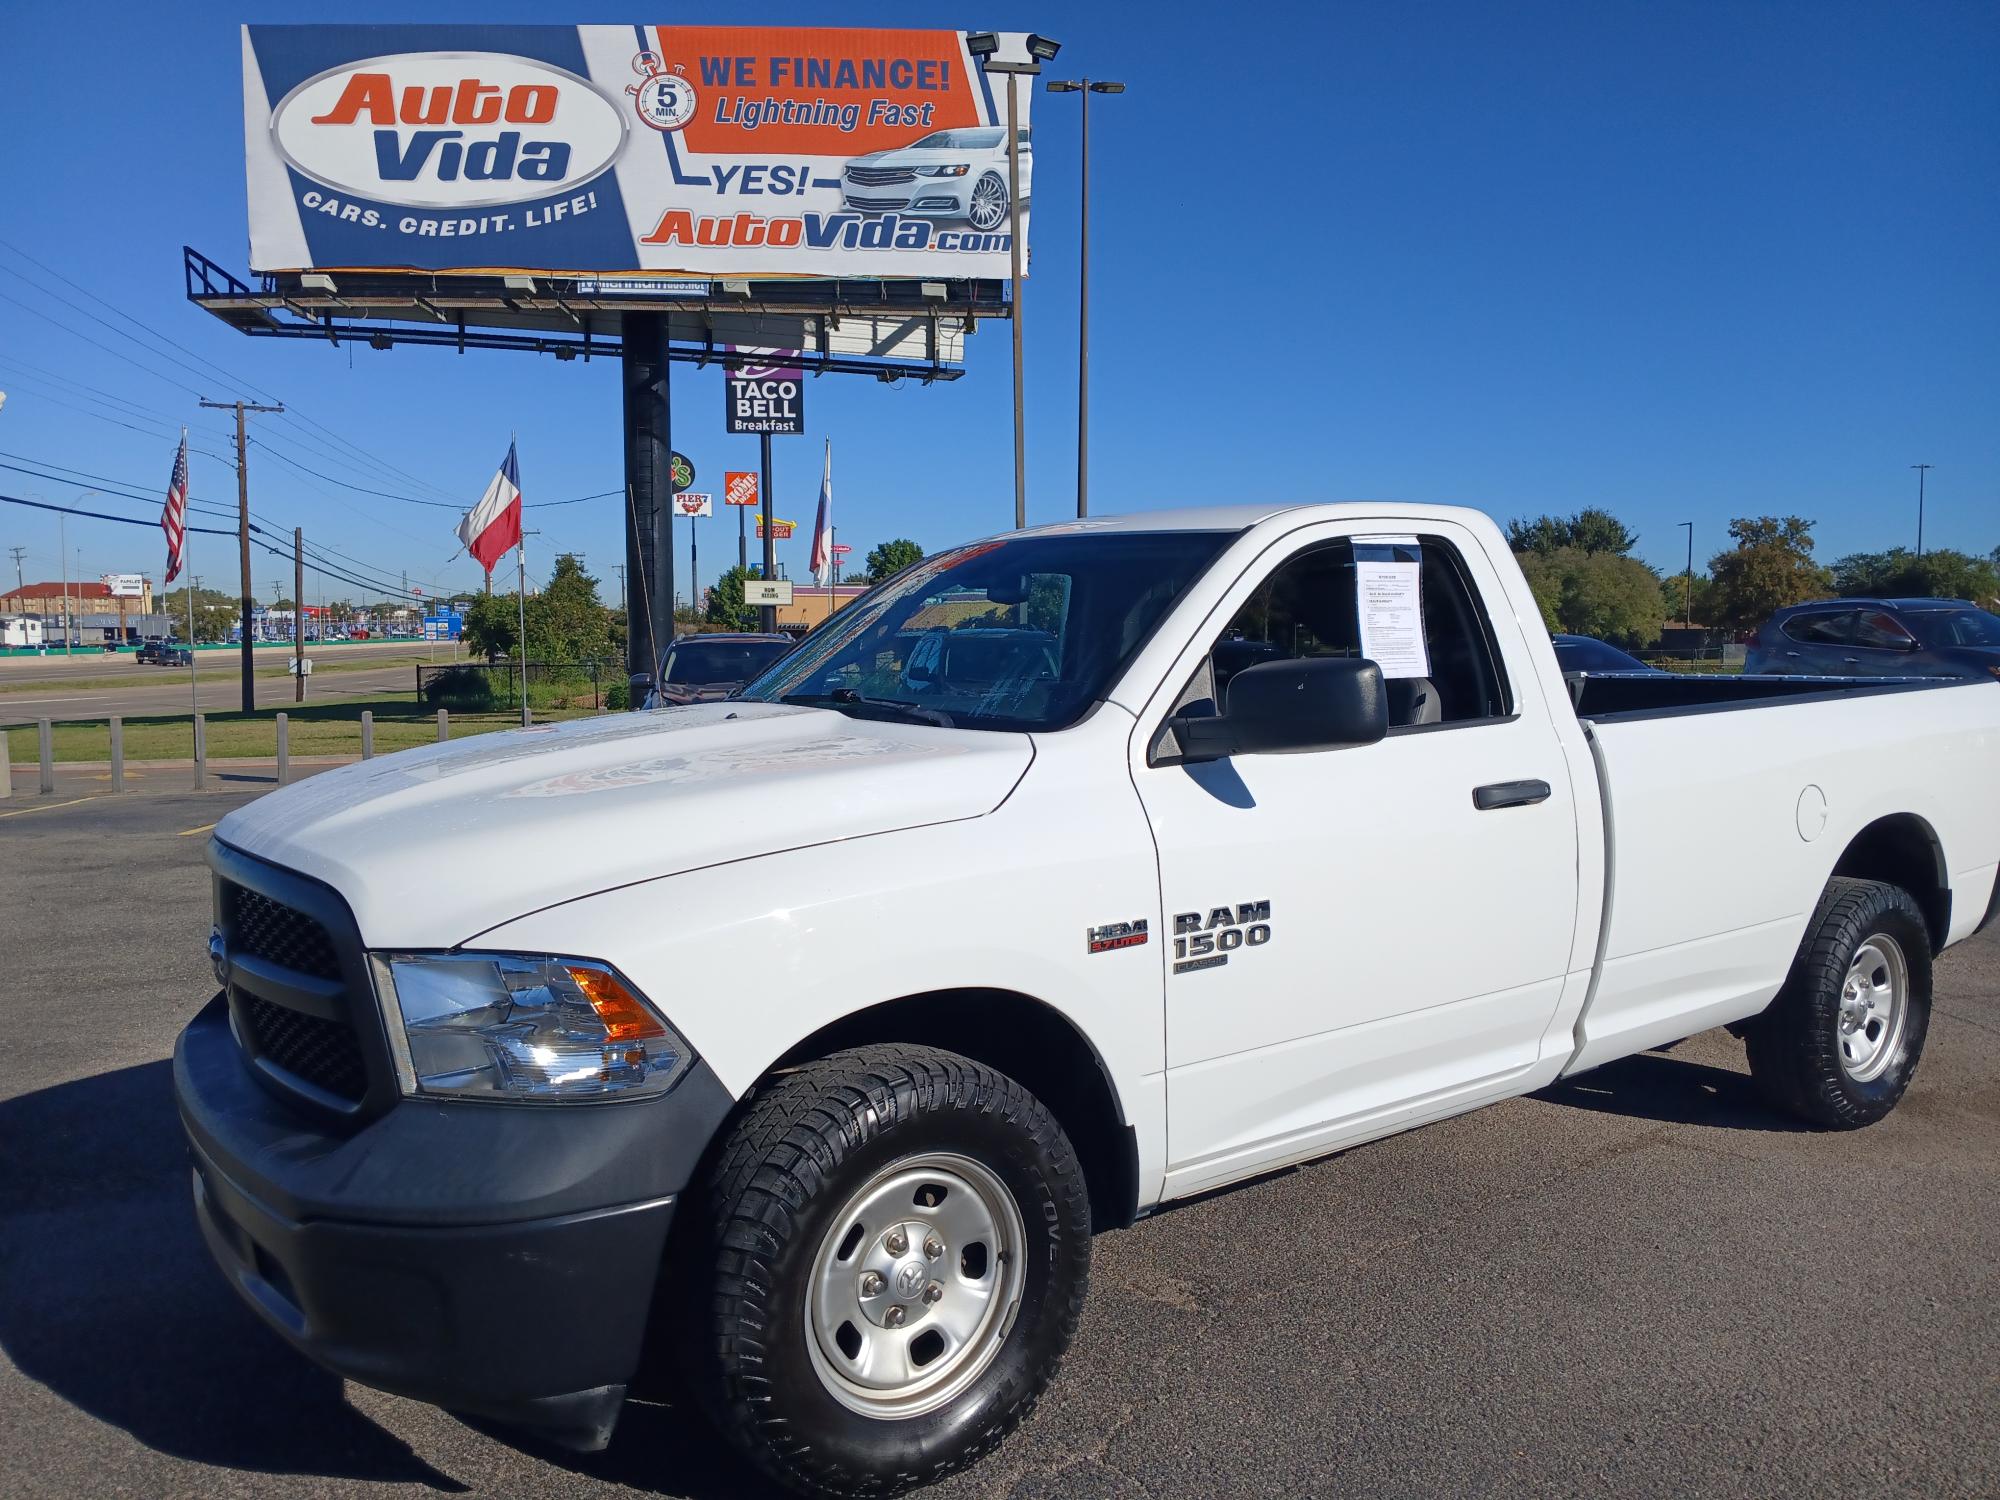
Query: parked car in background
[
  {"left": 1551, "top": 634, "right": 1665, "bottom": 674},
  {"left": 641, "top": 633, "right": 794, "bottom": 708},
  {"left": 1746, "top": 599, "right": 2000, "bottom": 680}
]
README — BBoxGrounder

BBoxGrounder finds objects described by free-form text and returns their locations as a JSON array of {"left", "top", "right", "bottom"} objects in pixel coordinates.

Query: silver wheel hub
[
  {"left": 1837, "top": 935, "right": 1907, "bottom": 1084},
  {"left": 805, "top": 1152, "right": 1027, "bottom": 1419}
]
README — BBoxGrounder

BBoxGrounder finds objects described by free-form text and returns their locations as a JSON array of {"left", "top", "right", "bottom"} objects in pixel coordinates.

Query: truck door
[{"left": 1131, "top": 523, "right": 1581, "bottom": 1194}]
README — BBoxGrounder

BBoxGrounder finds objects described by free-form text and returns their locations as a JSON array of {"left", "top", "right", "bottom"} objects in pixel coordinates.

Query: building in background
[{"left": 0, "top": 577, "right": 158, "bottom": 641}]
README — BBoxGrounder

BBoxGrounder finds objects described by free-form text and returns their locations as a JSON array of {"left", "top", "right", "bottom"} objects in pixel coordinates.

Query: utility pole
[
  {"left": 7, "top": 545, "right": 23, "bottom": 598},
  {"left": 200, "top": 398, "right": 283, "bottom": 712},
  {"left": 292, "top": 526, "right": 305, "bottom": 703},
  {"left": 1911, "top": 464, "right": 1931, "bottom": 556},
  {"left": 58, "top": 512, "right": 71, "bottom": 656},
  {"left": 1677, "top": 521, "right": 1694, "bottom": 628}
]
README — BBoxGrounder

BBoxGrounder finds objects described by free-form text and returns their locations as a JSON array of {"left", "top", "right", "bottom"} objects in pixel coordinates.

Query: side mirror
[{"left": 1161, "top": 658, "right": 1388, "bottom": 765}]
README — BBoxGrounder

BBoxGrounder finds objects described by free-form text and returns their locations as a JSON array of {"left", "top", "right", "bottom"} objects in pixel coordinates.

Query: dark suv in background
[{"left": 1745, "top": 598, "right": 2000, "bottom": 679}]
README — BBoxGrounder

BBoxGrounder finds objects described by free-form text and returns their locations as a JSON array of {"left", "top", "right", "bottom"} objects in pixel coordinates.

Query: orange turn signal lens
[{"left": 565, "top": 965, "right": 666, "bottom": 1042}]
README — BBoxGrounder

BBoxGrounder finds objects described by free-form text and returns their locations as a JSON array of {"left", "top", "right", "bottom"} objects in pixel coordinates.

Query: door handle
[
  {"left": 1841, "top": 657, "right": 1859, "bottom": 665},
  {"left": 1473, "top": 779, "right": 1551, "bottom": 811},
  {"left": 1784, "top": 651, "right": 1801, "bottom": 658}
]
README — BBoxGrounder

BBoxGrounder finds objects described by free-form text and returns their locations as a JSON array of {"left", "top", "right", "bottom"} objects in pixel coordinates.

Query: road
[
  {"left": 2, "top": 788, "right": 1995, "bottom": 1499},
  {"left": 0, "top": 641, "right": 457, "bottom": 723}
]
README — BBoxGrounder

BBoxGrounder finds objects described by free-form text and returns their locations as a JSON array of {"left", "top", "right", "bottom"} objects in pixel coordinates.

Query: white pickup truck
[{"left": 175, "top": 503, "right": 2000, "bottom": 1496}]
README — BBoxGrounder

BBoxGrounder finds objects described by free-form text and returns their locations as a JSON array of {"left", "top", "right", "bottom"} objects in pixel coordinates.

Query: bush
[{"left": 421, "top": 665, "right": 497, "bottom": 710}]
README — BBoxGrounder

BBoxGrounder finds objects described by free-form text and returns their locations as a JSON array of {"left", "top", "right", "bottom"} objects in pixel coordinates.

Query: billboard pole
[
  {"left": 200, "top": 397, "right": 283, "bottom": 713},
  {"left": 623, "top": 315, "right": 675, "bottom": 696}
]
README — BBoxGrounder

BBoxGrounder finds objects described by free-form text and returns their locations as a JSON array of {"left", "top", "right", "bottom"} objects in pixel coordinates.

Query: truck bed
[{"left": 1566, "top": 670, "right": 1971, "bottom": 720}]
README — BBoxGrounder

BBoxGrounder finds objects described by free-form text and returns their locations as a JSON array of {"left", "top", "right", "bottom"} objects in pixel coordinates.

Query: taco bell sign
[{"left": 725, "top": 348, "right": 805, "bottom": 435}]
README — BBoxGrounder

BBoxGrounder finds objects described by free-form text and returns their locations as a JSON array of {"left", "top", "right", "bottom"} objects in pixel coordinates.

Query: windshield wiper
[{"left": 780, "top": 690, "right": 956, "bottom": 728}]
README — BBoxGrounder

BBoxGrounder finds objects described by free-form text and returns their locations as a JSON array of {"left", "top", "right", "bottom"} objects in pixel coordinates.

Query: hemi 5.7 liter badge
[
  {"left": 1172, "top": 901, "right": 1271, "bottom": 974},
  {"left": 1086, "top": 920, "right": 1149, "bottom": 955}
]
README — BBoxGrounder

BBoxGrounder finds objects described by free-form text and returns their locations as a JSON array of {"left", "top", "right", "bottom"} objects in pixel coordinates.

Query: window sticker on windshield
[{"left": 1353, "top": 540, "right": 1430, "bottom": 679}]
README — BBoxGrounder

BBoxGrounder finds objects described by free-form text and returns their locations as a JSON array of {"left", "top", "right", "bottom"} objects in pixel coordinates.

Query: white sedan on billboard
[{"left": 839, "top": 126, "right": 1031, "bottom": 231}]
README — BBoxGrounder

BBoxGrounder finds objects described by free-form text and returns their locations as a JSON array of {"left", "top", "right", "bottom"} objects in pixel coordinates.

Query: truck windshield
[{"left": 740, "top": 531, "right": 1233, "bottom": 731}]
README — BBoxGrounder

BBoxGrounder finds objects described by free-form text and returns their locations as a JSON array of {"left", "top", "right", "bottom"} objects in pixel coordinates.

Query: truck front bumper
[{"left": 173, "top": 993, "right": 733, "bottom": 1449}]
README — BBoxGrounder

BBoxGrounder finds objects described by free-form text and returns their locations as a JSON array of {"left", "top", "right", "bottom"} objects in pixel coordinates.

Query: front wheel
[
  {"left": 966, "top": 172, "right": 1009, "bottom": 232},
  {"left": 685, "top": 1045, "right": 1091, "bottom": 1496},
  {"left": 1744, "top": 877, "right": 1932, "bottom": 1128}
]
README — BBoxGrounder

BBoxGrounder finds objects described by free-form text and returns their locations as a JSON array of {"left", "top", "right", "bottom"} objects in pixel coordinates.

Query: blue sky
[{"left": 1, "top": 0, "right": 1994, "bottom": 608}]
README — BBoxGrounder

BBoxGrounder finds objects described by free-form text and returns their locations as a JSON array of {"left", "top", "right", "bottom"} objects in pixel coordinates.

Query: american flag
[{"left": 161, "top": 432, "right": 189, "bottom": 584}]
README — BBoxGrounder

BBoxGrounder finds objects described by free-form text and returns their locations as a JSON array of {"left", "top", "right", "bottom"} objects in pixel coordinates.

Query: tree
[
  {"left": 1657, "top": 571, "right": 1715, "bottom": 629},
  {"left": 704, "top": 564, "right": 762, "bottom": 631},
  {"left": 1505, "top": 508, "right": 1639, "bottom": 557},
  {"left": 1707, "top": 516, "right": 1834, "bottom": 630},
  {"left": 525, "top": 553, "right": 617, "bottom": 663},
  {"left": 1831, "top": 547, "right": 2000, "bottom": 604},
  {"left": 861, "top": 538, "right": 924, "bottom": 583},
  {"left": 459, "top": 590, "right": 518, "bottom": 660},
  {"left": 1514, "top": 547, "right": 1666, "bottom": 646}
]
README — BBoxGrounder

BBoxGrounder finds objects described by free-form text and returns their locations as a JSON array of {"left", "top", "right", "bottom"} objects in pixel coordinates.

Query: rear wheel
[
  {"left": 1744, "top": 877, "right": 1932, "bottom": 1128},
  {"left": 684, "top": 1045, "right": 1091, "bottom": 1496}
]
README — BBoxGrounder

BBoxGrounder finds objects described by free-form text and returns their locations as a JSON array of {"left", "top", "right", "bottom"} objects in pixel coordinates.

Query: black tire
[
  {"left": 1744, "top": 877, "right": 1932, "bottom": 1128},
  {"left": 683, "top": 1045, "right": 1091, "bottom": 1497}
]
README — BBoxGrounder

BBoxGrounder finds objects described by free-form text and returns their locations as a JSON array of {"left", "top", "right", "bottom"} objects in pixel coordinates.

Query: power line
[{"left": 0, "top": 288, "right": 206, "bottom": 398}]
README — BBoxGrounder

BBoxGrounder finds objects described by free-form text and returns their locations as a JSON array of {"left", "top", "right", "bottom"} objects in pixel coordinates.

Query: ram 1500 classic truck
[{"left": 175, "top": 504, "right": 2000, "bottom": 1496}]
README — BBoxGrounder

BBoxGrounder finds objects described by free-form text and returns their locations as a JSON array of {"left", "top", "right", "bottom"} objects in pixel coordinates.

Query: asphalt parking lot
[{"left": 3, "top": 788, "right": 1996, "bottom": 1499}]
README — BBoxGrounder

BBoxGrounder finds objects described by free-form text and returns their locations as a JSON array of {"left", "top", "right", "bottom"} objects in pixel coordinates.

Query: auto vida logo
[
  {"left": 270, "top": 51, "right": 629, "bottom": 211},
  {"left": 626, "top": 51, "right": 699, "bottom": 132}
]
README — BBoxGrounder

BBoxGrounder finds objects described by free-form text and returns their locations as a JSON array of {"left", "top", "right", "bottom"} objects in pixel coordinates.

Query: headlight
[
  {"left": 381, "top": 953, "right": 693, "bottom": 1102},
  {"left": 915, "top": 163, "right": 969, "bottom": 177}
]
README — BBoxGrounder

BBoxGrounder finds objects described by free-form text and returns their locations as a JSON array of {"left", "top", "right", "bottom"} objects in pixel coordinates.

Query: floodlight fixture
[
  {"left": 299, "top": 273, "right": 338, "bottom": 293},
  {"left": 1026, "top": 34, "right": 1061, "bottom": 61},
  {"left": 964, "top": 31, "right": 998, "bottom": 57},
  {"left": 1090, "top": 81, "right": 1126, "bottom": 94},
  {"left": 502, "top": 274, "right": 536, "bottom": 292},
  {"left": 1046, "top": 79, "right": 1081, "bottom": 92}
]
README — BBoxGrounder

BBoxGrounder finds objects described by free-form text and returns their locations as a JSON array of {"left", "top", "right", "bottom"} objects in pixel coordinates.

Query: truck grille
[
  {"left": 243, "top": 993, "right": 369, "bottom": 1102},
  {"left": 220, "top": 875, "right": 371, "bottom": 1110},
  {"left": 231, "top": 886, "right": 342, "bottom": 980},
  {"left": 845, "top": 166, "right": 914, "bottom": 185}
]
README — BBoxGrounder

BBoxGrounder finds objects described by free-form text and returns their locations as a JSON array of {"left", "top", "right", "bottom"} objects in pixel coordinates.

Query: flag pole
[
  {"left": 516, "top": 529, "right": 529, "bottom": 729},
  {"left": 183, "top": 429, "right": 199, "bottom": 724}
]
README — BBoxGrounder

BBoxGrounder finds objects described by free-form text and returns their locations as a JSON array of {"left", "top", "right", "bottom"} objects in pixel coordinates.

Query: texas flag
[
  {"left": 809, "top": 440, "right": 833, "bottom": 585},
  {"left": 457, "top": 442, "right": 523, "bottom": 575}
]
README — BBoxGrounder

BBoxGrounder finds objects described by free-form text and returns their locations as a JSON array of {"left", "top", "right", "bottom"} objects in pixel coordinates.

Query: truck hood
[{"left": 213, "top": 703, "right": 1033, "bottom": 947}]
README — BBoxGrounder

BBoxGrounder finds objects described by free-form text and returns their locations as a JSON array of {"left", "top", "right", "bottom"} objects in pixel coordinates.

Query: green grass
[{"left": 4, "top": 696, "right": 599, "bottom": 763}]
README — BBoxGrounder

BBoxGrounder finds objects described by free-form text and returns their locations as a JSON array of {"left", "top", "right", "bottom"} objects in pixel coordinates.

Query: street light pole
[
  {"left": 1046, "top": 78, "right": 1125, "bottom": 519},
  {"left": 969, "top": 33, "right": 1061, "bottom": 531},
  {"left": 1911, "top": 464, "right": 1931, "bottom": 557}
]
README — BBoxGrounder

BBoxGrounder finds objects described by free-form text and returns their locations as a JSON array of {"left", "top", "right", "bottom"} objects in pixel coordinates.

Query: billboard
[
  {"left": 723, "top": 471, "right": 759, "bottom": 506},
  {"left": 674, "top": 491, "right": 714, "bottom": 518},
  {"left": 243, "top": 26, "right": 1033, "bottom": 280},
  {"left": 100, "top": 573, "right": 146, "bottom": 598}
]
